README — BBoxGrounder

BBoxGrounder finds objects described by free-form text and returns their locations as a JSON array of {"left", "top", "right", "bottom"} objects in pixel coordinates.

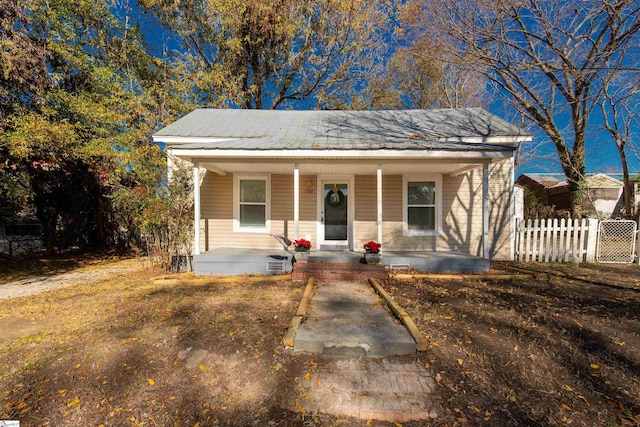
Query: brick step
[{"left": 292, "top": 262, "right": 387, "bottom": 281}]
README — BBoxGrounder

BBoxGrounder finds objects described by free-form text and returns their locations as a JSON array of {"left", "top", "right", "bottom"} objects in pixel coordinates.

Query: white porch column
[
  {"left": 294, "top": 163, "right": 300, "bottom": 239},
  {"left": 482, "top": 162, "right": 490, "bottom": 260},
  {"left": 193, "top": 161, "right": 201, "bottom": 255},
  {"left": 377, "top": 164, "right": 383, "bottom": 245}
]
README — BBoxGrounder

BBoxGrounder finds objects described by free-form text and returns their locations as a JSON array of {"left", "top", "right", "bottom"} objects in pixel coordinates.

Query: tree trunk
[
  {"left": 616, "top": 138, "right": 633, "bottom": 218},
  {"left": 564, "top": 167, "right": 585, "bottom": 218}
]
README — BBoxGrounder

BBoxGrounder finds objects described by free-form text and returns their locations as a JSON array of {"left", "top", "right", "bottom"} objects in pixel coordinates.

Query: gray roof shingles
[{"left": 153, "top": 108, "right": 530, "bottom": 151}]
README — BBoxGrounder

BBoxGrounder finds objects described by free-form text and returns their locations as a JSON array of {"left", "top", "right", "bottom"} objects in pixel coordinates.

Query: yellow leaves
[
  {"left": 561, "top": 415, "right": 573, "bottom": 425},
  {"left": 577, "top": 395, "right": 590, "bottom": 406},
  {"left": 457, "top": 359, "right": 463, "bottom": 365},
  {"left": 507, "top": 389, "right": 516, "bottom": 402},
  {"left": 562, "top": 403, "right": 571, "bottom": 410},
  {"left": 67, "top": 397, "right": 80, "bottom": 408},
  {"left": 294, "top": 399, "right": 306, "bottom": 419},
  {"left": 147, "top": 378, "right": 155, "bottom": 385},
  {"left": 199, "top": 364, "right": 207, "bottom": 372},
  {"left": 589, "top": 364, "right": 600, "bottom": 369},
  {"left": 304, "top": 372, "right": 311, "bottom": 381},
  {"left": 366, "top": 419, "right": 373, "bottom": 425},
  {"left": 489, "top": 327, "right": 498, "bottom": 333},
  {"left": 562, "top": 385, "right": 574, "bottom": 392}
]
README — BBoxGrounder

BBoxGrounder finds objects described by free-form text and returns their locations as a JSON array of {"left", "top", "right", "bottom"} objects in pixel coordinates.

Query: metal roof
[{"left": 153, "top": 108, "right": 530, "bottom": 151}]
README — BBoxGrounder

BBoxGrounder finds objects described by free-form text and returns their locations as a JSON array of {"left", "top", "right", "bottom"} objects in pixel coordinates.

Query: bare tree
[
  {"left": 599, "top": 72, "right": 640, "bottom": 217},
  {"left": 416, "top": 0, "right": 640, "bottom": 216}
]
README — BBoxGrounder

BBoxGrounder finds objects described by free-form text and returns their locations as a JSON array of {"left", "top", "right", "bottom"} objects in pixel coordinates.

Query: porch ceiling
[{"left": 198, "top": 159, "right": 486, "bottom": 175}]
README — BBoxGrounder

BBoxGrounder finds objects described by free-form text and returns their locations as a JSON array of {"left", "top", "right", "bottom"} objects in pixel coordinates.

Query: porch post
[
  {"left": 482, "top": 162, "right": 489, "bottom": 260},
  {"left": 193, "top": 161, "right": 201, "bottom": 256},
  {"left": 294, "top": 163, "right": 300, "bottom": 239},
  {"left": 377, "top": 164, "right": 383, "bottom": 245}
]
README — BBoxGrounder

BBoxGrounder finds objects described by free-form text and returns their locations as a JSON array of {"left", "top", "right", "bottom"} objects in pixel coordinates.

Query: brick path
[{"left": 296, "top": 357, "right": 438, "bottom": 423}]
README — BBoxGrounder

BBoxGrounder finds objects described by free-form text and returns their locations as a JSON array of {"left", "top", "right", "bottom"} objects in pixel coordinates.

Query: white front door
[{"left": 318, "top": 178, "right": 352, "bottom": 250}]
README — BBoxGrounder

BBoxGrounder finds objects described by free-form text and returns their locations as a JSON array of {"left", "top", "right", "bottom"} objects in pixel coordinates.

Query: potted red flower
[
  {"left": 363, "top": 241, "right": 382, "bottom": 264},
  {"left": 293, "top": 239, "right": 312, "bottom": 263}
]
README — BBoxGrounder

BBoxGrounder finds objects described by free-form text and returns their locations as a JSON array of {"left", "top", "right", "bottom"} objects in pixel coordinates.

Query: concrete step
[{"left": 294, "top": 281, "right": 416, "bottom": 357}]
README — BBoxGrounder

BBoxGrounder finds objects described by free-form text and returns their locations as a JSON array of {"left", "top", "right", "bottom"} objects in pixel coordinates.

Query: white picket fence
[{"left": 515, "top": 218, "right": 599, "bottom": 263}]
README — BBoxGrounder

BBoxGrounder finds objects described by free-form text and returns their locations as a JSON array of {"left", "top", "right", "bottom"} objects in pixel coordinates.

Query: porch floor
[{"left": 192, "top": 248, "right": 489, "bottom": 276}]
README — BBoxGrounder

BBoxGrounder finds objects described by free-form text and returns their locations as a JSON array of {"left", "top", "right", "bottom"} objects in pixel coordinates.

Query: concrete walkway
[
  {"left": 294, "top": 280, "right": 416, "bottom": 357},
  {"left": 292, "top": 280, "right": 438, "bottom": 423}
]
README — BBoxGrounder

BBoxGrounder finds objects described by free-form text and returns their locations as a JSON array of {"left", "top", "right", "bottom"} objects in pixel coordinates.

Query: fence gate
[{"left": 596, "top": 219, "right": 637, "bottom": 263}]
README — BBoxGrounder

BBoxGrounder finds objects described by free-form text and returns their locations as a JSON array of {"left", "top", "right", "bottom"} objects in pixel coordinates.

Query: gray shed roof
[{"left": 153, "top": 108, "right": 530, "bottom": 151}]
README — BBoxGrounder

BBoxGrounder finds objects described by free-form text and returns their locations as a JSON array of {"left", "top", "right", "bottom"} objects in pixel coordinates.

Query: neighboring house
[
  {"left": 516, "top": 172, "right": 638, "bottom": 219},
  {"left": 153, "top": 108, "right": 531, "bottom": 274}
]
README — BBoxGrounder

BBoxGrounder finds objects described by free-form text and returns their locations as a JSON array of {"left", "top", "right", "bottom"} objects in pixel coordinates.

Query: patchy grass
[
  {"left": 0, "top": 266, "right": 323, "bottom": 426},
  {"left": 0, "top": 251, "right": 139, "bottom": 284},
  {"left": 1, "top": 260, "right": 639, "bottom": 426},
  {"left": 383, "top": 262, "right": 640, "bottom": 426}
]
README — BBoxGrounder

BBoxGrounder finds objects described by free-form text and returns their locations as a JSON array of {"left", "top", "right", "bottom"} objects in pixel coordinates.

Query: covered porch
[
  {"left": 191, "top": 247, "right": 489, "bottom": 277},
  {"left": 186, "top": 158, "right": 497, "bottom": 269}
]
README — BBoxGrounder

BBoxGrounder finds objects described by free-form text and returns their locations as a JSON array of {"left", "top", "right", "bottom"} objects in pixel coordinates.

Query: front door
[{"left": 319, "top": 180, "right": 350, "bottom": 250}]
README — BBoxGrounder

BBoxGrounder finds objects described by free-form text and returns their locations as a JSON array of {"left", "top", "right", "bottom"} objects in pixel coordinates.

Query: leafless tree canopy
[{"left": 418, "top": 0, "right": 640, "bottom": 216}]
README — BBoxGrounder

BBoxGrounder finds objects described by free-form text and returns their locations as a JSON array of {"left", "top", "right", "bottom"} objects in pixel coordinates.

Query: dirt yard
[
  {"left": 1, "top": 258, "right": 639, "bottom": 426},
  {"left": 384, "top": 262, "right": 640, "bottom": 426}
]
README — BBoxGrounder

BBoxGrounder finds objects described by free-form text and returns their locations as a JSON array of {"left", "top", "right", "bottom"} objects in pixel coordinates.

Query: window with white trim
[
  {"left": 234, "top": 174, "right": 270, "bottom": 232},
  {"left": 403, "top": 174, "right": 442, "bottom": 236}
]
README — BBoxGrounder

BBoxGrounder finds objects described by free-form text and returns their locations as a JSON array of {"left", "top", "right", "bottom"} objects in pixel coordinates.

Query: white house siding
[
  {"left": 198, "top": 163, "right": 512, "bottom": 258},
  {"left": 354, "top": 175, "right": 378, "bottom": 248},
  {"left": 375, "top": 161, "right": 512, "bottom": 258},
  {"left": 200, "top": 172, "right": 317, "bottom": 251},
  {"left": 437, "top": 160, "right": 512, "bottom": 259},
  {"left": 490, "top": 160, "right": 517, "bottom": 260},
  {"left": 297, "top": 175, "right": 318, "bottom": 245}
]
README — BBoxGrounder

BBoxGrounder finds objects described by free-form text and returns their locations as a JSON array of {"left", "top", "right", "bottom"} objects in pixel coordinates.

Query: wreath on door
[{"left": 325, "top": 186, "right": 346, "bottom": 208}]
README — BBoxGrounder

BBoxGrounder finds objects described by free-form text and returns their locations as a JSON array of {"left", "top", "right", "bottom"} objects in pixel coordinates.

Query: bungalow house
[{"left": 153, "top": 108, "right": 531, "bottom": 275}]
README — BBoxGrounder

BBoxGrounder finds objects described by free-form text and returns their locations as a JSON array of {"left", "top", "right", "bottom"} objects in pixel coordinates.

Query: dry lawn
[
  {"left": 0, "top": 264, "right": 320, "bottom": 426},
  {"left": 1, "top": 258, "right": 639, "bottom": 426},
  {"left": 384, "top": 262, "right": 640, "bottom": 426}
]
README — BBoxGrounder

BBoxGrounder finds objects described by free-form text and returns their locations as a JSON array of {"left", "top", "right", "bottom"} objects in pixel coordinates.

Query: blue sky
[
  {"left": 125, "top": 3, "right": 638, "bottom": 177},
  {"left": 514, "top": 116, "right": 640, "bottom": 176}
]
